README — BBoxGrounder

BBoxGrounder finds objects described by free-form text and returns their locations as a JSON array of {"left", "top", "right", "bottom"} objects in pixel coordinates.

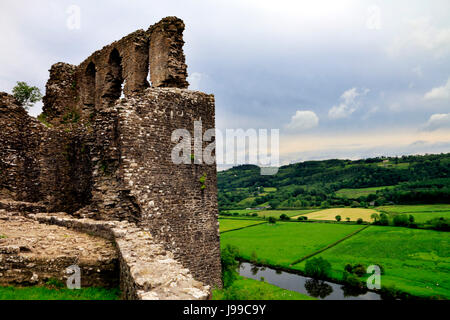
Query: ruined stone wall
[
  {"left": 0, "top": 92, "right": 92, "bottom": 213},
  {"left": 86, "top": 89, "right": 221, "bottom": 287},
  {"left": 0, "top": 93, "right": 43, "bottom": 202},
  {"left": 42, "top": 16, "right": 188, "bottom": 127},
  {"left": 1, "top": 16, "right": 222, "bottom": 293}
]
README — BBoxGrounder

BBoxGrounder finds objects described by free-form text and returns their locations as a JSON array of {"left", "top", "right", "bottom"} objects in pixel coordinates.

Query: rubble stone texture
[{"left": 0, "top": 16, "right": 221, "bottom": 299}]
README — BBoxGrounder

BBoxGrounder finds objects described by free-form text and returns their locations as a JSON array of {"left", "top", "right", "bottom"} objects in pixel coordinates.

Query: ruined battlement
[
  {"left": 0, "top": 17, "right": 222, "bottom": 298},
  {"left": 43, "top": 16, "right": 189, "bottom": 126}
]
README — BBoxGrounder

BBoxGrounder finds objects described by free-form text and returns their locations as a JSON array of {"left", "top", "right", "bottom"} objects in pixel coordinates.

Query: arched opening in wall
[
  {"left": 102, "top": 48, "right": 124, "bottom": 104},
  {"left": 84, "top": 62, "right": 96, "bottom": 108}
]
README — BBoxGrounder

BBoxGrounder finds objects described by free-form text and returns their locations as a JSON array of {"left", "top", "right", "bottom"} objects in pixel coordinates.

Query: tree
[
  {"left": 12, "top": 81, "right": 42, "bottom": 110},
  {"left": 371, "top": 213, "right": 380, "bottom": 224},
  {"left": 268, "top": 216, "right": 276, "bottom": 224},
  {"left": 221, "top": 245, "right": 240, "bottom": 288},
  {"left": 304, "top": 257, "right": 332, "bottom": 279},
  {"left": 335, "top": 215, "right": 342, "bottom": 222}
]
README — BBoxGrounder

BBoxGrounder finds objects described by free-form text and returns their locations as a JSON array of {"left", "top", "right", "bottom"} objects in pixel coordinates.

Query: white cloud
[
  {"left": 412, "top": 66, "right": 422, "bottom": 77},
  {"left": 187, "top": 72, "right": 206, "bottom": 91},
  {"left": 389, "top": 17, "right": 450, "bottom": 58},
  {"left": 424, "top": 78, "right": 450, "bottom": 100},
  {"left": 328, "top": 88, "right": 369, "bottom": 119},
  {"left": 286, "top": 110, "right": 319, "bottom": 131},
  {"left": 422, "top": 113, "right": 450, "bottom": 131}
]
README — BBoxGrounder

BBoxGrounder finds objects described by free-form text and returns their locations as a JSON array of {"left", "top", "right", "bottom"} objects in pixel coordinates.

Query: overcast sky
[{"left": 1, "top": 0, "right": 450, "bottom": 165}]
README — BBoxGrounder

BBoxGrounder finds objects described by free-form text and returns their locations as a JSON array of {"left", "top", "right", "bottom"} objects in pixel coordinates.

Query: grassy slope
[
  {"left": 219, "top": 219, "right": 266, "bottom": 232},
  {"left": 293, "top": 226, "right": 450, "bottom": 299},
  {"left": 212, "top": 277, "right": 315, "bottom": 300},
  {"left": 220, "top": 222, "right": 364, "bottom": 268},
  {"left": 336, "top": 186, "right": 393, "bottom": 198},
  {"left": 0, "top": 286, "right": 121, "bottom": 300}
]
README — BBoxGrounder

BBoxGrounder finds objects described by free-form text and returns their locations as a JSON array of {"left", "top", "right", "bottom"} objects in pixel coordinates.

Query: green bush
[
  {"left": 379, "top": 213, "right": 389, "bottom": 226},
  {"left": 12, "top": 81, "right": 42, "bottom": 110},
  {"left": 221, "top": 245, "right": 240, "bottom": 288},
  {"left": 393, "top": 214, "right": 409, "bottom": 227},
  {"left": 428, "top": 217, "right": 450, "bottom": 231},
  {"left": 304, "top": 257, "right": 332, "bottom": 279},
  {"left": 252, "top": 213, "right": 258, "bottom": 217},
  {"left": 268, "top": 217, "right": 276, "bottom": 224},
  {"left": 280, "top": 214, "right": 290, "bottom": 221},
  {"left": 335, "top": 215, "right": 342, "bottom": 222},
  {"left": 357, "top": 218, "right": 364, "bottom": 225},
  {"left": 343, "top": 273, "right": 362, "bottom": 288}
]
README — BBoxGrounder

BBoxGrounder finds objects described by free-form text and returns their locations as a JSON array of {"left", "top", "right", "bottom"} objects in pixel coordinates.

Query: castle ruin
[{"left": 0, "top": 17, "right": 222, "bottom": 299}]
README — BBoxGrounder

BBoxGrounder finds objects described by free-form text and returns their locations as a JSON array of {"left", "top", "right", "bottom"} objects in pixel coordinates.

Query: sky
[{"left": 1, "top": 0, "right": 450, "bottom": 167}]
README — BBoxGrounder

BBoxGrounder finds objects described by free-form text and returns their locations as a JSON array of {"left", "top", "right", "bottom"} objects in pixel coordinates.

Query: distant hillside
[{"left": 217, "top": 153, "right": 450, "bottom": 210}]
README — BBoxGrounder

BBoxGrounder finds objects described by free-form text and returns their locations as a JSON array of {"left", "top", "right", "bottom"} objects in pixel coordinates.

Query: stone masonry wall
[
  {"left": 85, "top": 88, "right": 222, "bottom": 287},
  {"left": 0, "top": 16, "right": 222, "bottom": 296}
]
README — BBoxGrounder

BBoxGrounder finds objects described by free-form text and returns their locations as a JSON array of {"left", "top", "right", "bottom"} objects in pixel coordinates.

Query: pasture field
[
  {"left": 219, "top": 219, "right": 266, "bottom": 232},
  {"left": 378, "top": 205, "right": 450, "bottom": 223},
  {"left": 0, "top": 286, "right": 120, "bottom": 300},
  {"left": 263, "top": 187, "right": 277, "bottom": 193},
  {"left": 223, "top": 209, "right": 260, "bottom": 215},
  {"left": 220, "top": 222, "right": 365, "bottom": 268},
  {"left": 335, "top": 186, "right": 393, "bottom": 198},
  {"left": 256, "top": 210, "right": 318, "bottom": 219},
  {"left": 293, "top": 226, "right": 450, "bottom": 299},
  {"left": 301, "top": 208, "right": 379, "bottom": 222},
  {"left": 212, "top": 277, "right": 315, "bottom": 300}
]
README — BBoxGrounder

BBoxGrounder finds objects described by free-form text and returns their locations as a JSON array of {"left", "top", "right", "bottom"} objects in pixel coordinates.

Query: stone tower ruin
[{"left": 0, "top": 17, "right": 222, "bottom": 299}]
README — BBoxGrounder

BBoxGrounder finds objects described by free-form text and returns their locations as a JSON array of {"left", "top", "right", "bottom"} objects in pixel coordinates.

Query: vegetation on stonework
[
  {"left": 12, "top": 81, "right": 42, "bottom": 110},
  {"left": 37, "top": 113, "right": 53, "bottom": 128}
]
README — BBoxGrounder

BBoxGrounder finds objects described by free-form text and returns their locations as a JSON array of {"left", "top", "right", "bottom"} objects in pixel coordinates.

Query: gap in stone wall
[{"left": 102, "top": 48, "right": 124, "bottom": 105}]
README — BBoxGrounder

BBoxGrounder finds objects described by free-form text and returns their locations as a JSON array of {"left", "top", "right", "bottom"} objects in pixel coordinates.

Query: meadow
[
  {"left": 293, "top": 226, "right": 450, "bottom": 299},
  {"left": 219, "top": 219, "right": 266, "bottom": 232},
  {"left": 378, "top": 204, "right": 450, "bottom": 223},
  {"left": 0, "top": 286, "right": 121, "bottom": 300},
  {"left": 300, "top": 208, "right": 379, "bottom": 222},
  {"left": 220, "top": 222, "right": 365, "bottom": 268},
  {"left": 212, "top": 276, "right": 315, "bottom": 300}
]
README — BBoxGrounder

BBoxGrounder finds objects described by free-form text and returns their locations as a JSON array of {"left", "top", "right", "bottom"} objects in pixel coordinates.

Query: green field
[
  {"left": 220, "top": 222, "right": 365, "bottom": 268},
  {"left": 0, "top": 286, "right": 120, "bottom": 300},
  {"left": 336, "top": 186, "right": 393, "bottom": 198},
  {"left": 256, "top": 210, "right": 318, "bottom": 219},
  {"left": 212, "top": 277, "right": 315, "bottom": 300},
  {"left": 219, "top": 219, "right": 266, "bottom": 232},
  {"left": 223, "top": 209, "right": 260, "bottom": 215},
  {"left": 293, "top": 226, "right": 450, "bottom": 299},
  {"left": 378, "top": 205, "right": 450, "bottom": 223}
]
